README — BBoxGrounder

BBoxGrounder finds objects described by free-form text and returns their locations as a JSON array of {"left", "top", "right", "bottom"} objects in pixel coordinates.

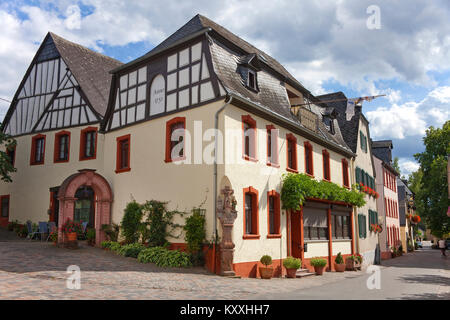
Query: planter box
[
  {"left": 334, "top": 263, "right": 346, "bottom": 272},
  {"left": 259, "top": 267, "right": 273, "bottom": 279},
  {"left": 345, "top": 259, "right": 361, "bottom": 271},
  {"left": 286, "top": 268, "right": 297, "bottom": 278},
  {"left": 314, "top": 265, "right": 326, "bottom": 275}
]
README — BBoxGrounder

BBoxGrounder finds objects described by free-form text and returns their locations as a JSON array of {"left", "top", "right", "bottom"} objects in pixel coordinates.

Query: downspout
[
  {"left": 351, "top": 156, "right": 360, "bottom": 255},
  {"left": 213, "top": 95, "right": 233, "bottom": 273}
]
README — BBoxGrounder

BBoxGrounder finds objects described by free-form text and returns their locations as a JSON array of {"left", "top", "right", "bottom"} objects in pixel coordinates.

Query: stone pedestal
[{"left": 217, "top": 186, "right": 237, "bottom": 277}]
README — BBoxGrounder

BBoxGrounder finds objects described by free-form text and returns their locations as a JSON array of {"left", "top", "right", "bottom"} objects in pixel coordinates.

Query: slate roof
[
  {"left": 371, "top": 139, "right": 393, "bottom": 164},
  {"left": 50, "top": 33, "right": 123, "bottom": 117},
  {"left": 317, "top": 92, "right": 362, "bottom": 154}
]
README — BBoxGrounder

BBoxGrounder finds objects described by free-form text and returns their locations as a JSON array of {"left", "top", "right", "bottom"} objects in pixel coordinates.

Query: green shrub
[
  {"left": 86, "top": 228, "right": 96, "bottom": 245},
  {"left": 283, "top": 256, "right": 301, "bottom": 269},
  {"left": 101, "top": 223, "right": 120, "bottom": 242},
  {"left": 121, "top": 201, "right": 143, "bottom": 244},
  {"left": 7, "top": 220, "right": 19, "bottom": 231},
  {"left": 101, "top": 241, "right": 113, "bottom": 249},
  {"left": 260, "top": 255, "right": 273, "bottom": 266},
  {"left": 335, "top": 252, "right": 344, "bottom": 264},
  {"left": 310, "top": 257, "right": 327, "bottom": 267},
  {"left": 15, "top": 224, "right": 28, "bottom": 237},
  {"left": 137, "top": 247, "right": 192, "bottom": 268},
  {"left": 109, "top": 242, "right": 122, "bottom": 253},
  {"left": 118, "top": 243, "right": 145, "bottom": 258}
]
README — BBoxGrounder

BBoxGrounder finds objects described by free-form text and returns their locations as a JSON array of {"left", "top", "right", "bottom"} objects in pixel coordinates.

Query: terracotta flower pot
[
  {"left": 314, "top": 266, "right": 325, "bottom": 275},
  {"left": 259, "top": 266, "right": 274, "bottom": 279},
  {"left": 334, "top": 263, "right": 345, "bottom": 272},
  {"left": 66, "top": 232, "right": 77, "bottom": 242},
  {"left": 286, "top": 268, "right": 298, "bottom": 278}
]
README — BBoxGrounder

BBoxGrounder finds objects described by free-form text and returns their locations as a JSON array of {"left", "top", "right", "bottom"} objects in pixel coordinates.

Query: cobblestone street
[{"left": 0, "top": 229, "right": 448, "bottom": 300}]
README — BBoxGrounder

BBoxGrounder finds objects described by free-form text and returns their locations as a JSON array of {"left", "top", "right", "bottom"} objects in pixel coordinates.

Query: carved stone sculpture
[{"left": 217, "top": 186, "right": 237, "bottom": 276}]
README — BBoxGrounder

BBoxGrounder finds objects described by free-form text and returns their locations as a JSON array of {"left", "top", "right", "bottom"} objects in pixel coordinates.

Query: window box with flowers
[
  {"left": 369, "top": 223, "right": 383, "bottom": 234},
  {"left": 357, "top": 183, "right": 379, "bottom": 198}
]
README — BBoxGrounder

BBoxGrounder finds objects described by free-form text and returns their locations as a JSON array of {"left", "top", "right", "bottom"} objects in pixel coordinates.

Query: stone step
[
  {"left": 296, "top": 272, "right": 316, "bottom": 278},
  {"left": 296, "top": 268, "right": 311, "bottom": 274}
]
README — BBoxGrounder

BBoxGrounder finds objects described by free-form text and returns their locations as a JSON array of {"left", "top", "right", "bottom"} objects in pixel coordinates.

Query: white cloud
[
  {"left": 366, "top": 86, "right": 450, "bottom": 140},
  {"left": 387, "top": 89, "right": 401, "bottom": 104},
  {"left": 398, "top": 158, "right": 420, "bottom": 177},
  {"left": 64, "top": 5, "right": 81, "bottom": 30}
]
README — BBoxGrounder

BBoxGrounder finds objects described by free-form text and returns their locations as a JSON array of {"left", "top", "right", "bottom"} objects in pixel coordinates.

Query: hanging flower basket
[{"left": 411, "top": 215, "right": 421, "bottom": 223}]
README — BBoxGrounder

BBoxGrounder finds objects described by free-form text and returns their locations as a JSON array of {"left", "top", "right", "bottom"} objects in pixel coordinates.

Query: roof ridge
[{"left": 49, "top": 32, "right": 123, "bottom": 65}]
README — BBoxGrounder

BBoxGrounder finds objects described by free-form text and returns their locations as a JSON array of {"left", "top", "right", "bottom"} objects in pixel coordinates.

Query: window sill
[
  {"left": 266, "top": 162, "right": 280, "bottom": 168},
  {"left": 115, "top": 167, "right": 131, "bottom": 174},
  {"left": 331, "top": 238, "right": 352, "bottom": 242},
  {"left": 54, "top": 159, "right": 69, "bottom": 163},
  {"left": 267, "top": 234, "right": 281, "bottom": 239},
  {"left": 30, "top": 162, "right": 44, "bottom": 166},
  {"left": 243, "top": 234, "right": 260, "bottom": 240},
  {"left": 305, "top": 172, "right": 315, "bottom": 178},
  {"left": 322, "top": 178, "right": 331, "bottom": 183},
  {"left": 80, "top": 156, "right": 96, "bottom": 161},
  {"left": 304, "top": 239, "right": 328, "bottom": 243},
  {"left": 243, "top": 155, "right": 258, "bottom": 162},
  {"left": 286, "top": 167, "right": 298, "bottom": 173},
  {"left": 165, "top": 156, "right": 186, "bottom": 163}
]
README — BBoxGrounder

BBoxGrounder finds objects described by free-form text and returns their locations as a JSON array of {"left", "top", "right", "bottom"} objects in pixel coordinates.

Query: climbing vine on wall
[{"left": 281, "top": 173, "right": 366, "bottom": 210}]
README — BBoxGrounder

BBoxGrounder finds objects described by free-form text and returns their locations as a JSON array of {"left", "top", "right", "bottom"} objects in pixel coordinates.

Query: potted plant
[
  {"left": 334, "top": 252, "right": 345, "bottom": 272},
  {"left": 283, "top": 256, "right": 301, "bottom": 278},
  {"left": 61, "top": 219, "right": 81, "bottom": 242},
  {"left": 346, "top": 254, "right": 362, "bottom": 270},
  {"left": 259, "top": 255, "right": 274, "bottom": 279},
  {"left": 86, "top": 228, "right": 96, "bottom": 246},
  {"left": 49, "top": 230, "right": 58, "bottom": 245},
  {"left": 310, "top": 257, "right": 327, "bottom": 275}
]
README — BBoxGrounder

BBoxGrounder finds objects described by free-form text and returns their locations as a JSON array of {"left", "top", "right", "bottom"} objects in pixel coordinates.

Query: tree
[
  {"left": 413, "top": 120, "right": 450, "bottom": 238},
  {"left": 0, "top": 131, "right": 17, "bottom": 182}
]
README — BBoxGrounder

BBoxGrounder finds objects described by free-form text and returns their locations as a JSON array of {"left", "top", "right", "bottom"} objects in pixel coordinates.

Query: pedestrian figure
[{"left": 438, "top": 238, "right": 446, "bottom": 257}]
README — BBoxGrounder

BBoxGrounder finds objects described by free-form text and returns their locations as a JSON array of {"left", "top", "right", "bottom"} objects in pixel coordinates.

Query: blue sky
[{"left": 0, "top": 0, "right": 449, "bottom": 177}]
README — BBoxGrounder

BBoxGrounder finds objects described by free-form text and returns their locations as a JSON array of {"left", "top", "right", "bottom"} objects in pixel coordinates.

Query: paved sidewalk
[{"left": 1, "top": 228, "right": 448, "bottom": 299}]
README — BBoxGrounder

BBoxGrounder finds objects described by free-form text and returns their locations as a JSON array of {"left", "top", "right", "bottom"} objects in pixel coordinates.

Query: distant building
[{"left": 397, "top": 178, "right": 415, "bottom": 252}]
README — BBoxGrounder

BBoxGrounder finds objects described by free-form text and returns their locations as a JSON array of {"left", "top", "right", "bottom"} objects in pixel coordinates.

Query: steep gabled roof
[
  {"left": 372, "top": 139, "right": 394, "bottom": 164},
  {"left": 50, "top": 33, "right": 123, "bottom": 116}
]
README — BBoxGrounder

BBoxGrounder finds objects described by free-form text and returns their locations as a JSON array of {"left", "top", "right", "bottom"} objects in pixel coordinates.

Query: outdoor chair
[
  {"left": 46, "top": 222, "right": 56, "bottom": 242},
  {"left": 37, "top": 221, "right": 48, "bottom": 241},
  {"left": 26, "top": 221, "right": 38, "bottom": 240}
]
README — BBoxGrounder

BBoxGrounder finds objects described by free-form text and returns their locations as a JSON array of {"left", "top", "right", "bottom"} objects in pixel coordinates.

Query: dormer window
[
  {"left": 323, "top": 116, "right": 335, "bottom": 134},
  {"left": 247, "top": 69, "right": 257, "bottom": 91}
]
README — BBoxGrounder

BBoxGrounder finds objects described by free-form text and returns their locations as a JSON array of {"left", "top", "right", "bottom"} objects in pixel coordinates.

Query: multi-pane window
[
  {"left": 247, "top": 70, "right": 257, "bottom": 91},
  {"left": 243, "top": 187, "right": 259, "bottom": 238},
  {"left": 116, "top": 135, "right": 130, "bottom": 173},
  {"left": 267, "top": 191, "right": 280, "bottom": 236},
  {"left": 360, "top": 130, "right": 367, "bottom": 153},
  {"left": 286, "top": 134, "right": 297, "bottom": 172},
  {"left": 242, "top": 115, "right": 256, "bottom": 161},
  {"left": 30, "top": 134, "right": 45, "bottom": 165},
  {"left": 165, "top": 117, "right": 185, "bottom": 162},
  {"left": 54, "top": 132, "right": 70, "bottom": 162},
  {"left": 342, "top": 159, "right": 349, "bottom": 188},
  {"left": 266, "top": 125, "right": 279, "bottom": 166},
  {"left": 0, "top": 195, "right": 9, "bottom": 218},
  {"left": 304, "top": 141, "right": 313, "bottom": 176},
  {"left": 332, "top": 214, "right": 351, "bottom": 239},
  {"left": 303, "top": 209, "right": 328, "bottom": 241},
  {"left": 80, "top": 127, "right": 97, "bottom": 160},
  {"left": 322, "top": 150, "right": 330, "bottom": 181},
  {"left": 358, "top": 214, "right": 367, "bottom": 239}
]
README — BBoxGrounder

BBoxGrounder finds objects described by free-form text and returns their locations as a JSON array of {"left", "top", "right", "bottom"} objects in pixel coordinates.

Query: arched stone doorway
[{"left": 57, "top": 169, "right": 113, "bottom": 246}]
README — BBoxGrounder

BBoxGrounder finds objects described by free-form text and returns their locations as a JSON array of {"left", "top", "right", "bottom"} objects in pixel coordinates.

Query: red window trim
[
  {"left": 267, "top": 190, "right": 281, "bottom": 238},
  {"left": 165, "top": 117, "right": 186, "bottom": 163},
  {"left": 243, "top": 186, "right": 260, "bottom": 239},
  {"left": 342, "top": 158, "right": 350, "bottom": 188},
  {"left": 322, "top": 149, "right": 331, "bottom": 181},
  {"left": 304, "top": 141, "right": 314, "bottom": 177},
  {"left": 0, "top": 194, "right": 10, "bottom": 219},
  {"left": 79, "top": 126, "right": 98, "bottom": 161},
  {"left": 242, "top": 115, "right": 258, "bottom": 162},
  {"left": 53, "top": 130, "right": 71, "bottom": 163},
  {"left": 115, "top": 134, "right": 131, "bottom": 173},
  {"left": 266, "top": 125, "right": 279, "bottom": 167},
  {"left": 286, "top": 133, "right": 298, "bottom": 173},
  {"left": 30, "top": 134, "right": 46, "bottom": 165}
]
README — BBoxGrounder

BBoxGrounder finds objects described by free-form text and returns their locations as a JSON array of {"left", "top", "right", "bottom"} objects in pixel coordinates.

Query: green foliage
[
  {"left": 0, "top": 132, "right": 17, "bottom": 183},
  {"left": 283, "top": 256, "right": 301, "bottom": 269},
  {"left": 101, "top": 241, "right": 113, "bottom": 249},
  {"left": 184, "top": 208, "right": 206, "bottom": 253},
  {"left": 137, "top": 247, "right": 192, "bottom": 268},
  {"left": 118, "top": 243, "right": 146, "bottom": 258},
  {"left": 7, "top": 220, "right": 19, "bottom": 231},
  {"left": 86, "top": 228, "right": 95, "bottom": 245},
  {"left": 121, "top": 201, "right": 143, "bottom": 244},
  {"left": 141, "top": 200, "right": 184, "bottom": 247},
  {"left": 281, "top": 173, "right": 366, "bottom": 210},
  {"left": 335, "top": 252, "right": 344, "bottom": 264},
  {"left": 260, "top": 255, "right": 272, "bottom": 266},
  {"left": 109, "top": 242, "right": 122, "bottom": 252},
  {"left": 101, "top": 223, "right": 120, "bottom": 242},
  {"left": 413, "top": 120, "right": 450, "bottom": 237},
  {"left": 310, "top": 257, "right": 327, "bottom": 267}
]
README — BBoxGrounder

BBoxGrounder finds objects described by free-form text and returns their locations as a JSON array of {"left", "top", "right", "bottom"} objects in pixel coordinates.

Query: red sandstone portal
[{"left": 57, "top": 169, "right": 113, "bottom": 246}]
